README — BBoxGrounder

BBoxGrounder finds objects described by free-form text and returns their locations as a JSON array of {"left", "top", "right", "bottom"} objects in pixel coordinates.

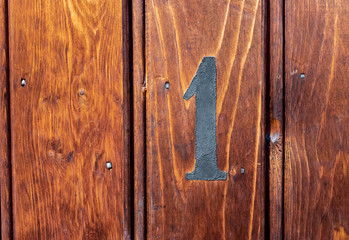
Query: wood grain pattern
[
  {"left": 145, "top": 0, "right": 266, "bottom": 238},
  {"left": 0, "top": 0, "right": 12, "bottom": 239},
  {"left": 8, "top": 0, "right": 131, "bottom": 239},
  {"left": 132, "top": 0, "right": 146, "bottom": 239},
  {"left": 285, "top": 0, "right": 349, "bottom": 239},
  {"left": 267, "top": 0, "right": 284, "bottom": 239}
]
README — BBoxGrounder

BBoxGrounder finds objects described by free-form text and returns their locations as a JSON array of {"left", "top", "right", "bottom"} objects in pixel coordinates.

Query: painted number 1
[{"left": 184, "top": 57, "right": 227, "bottom": 181}]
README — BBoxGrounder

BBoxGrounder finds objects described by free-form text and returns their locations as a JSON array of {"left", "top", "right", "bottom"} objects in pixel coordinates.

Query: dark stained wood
[
  {"left": 0, "top": 0, "right": 12, "bottom": 239},
  {"left": 145, "top": 0, "right": 266, "bottom": 238},
  {"left": 132, "top": 0, "right": 146, "bottom": 239},
  {"left": 285, "top": 0, "right": 349, "bottom": 239},
  {"left": 8, "top": 0, "right": 131, "bottom": 239},
  {"left": 268, "top": 0, "right": 284, "bottom": 239},
  {"left": 122, "top": 0, "right": 132, "bottom": 238}
]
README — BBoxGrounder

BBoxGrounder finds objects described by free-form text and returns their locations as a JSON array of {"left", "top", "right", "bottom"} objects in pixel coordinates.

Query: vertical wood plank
[
  {"left": 0, "top": 0, "right": 12, "bottom": 239},
  {"left": 8, "top": 0, "right": 131, "bottom": 239},
  {"left": 122, "top": 0, "right": 132, "bottom": 238},
  {"left": 285, "top": 0, "right": 349, "bottom": 239},
  {"left": 132, "top": 0, "right": 146, "bottom": 239},
  {"left": 268, "top": 0, "right": 284, "bottom": 239},
  {"left": 145, "top": 0, "right": 266, "bottom": 238}
]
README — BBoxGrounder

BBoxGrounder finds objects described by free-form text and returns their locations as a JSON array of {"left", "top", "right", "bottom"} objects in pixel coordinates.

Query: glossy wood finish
[
  {"left": 1, "top": 0, "right": 349, "bottom": 239},
  {"left": 0, "top": 0, "right": 12, "bottom": 239},
  {"left": 145, "top": 0, "right": 266, "bottom": 238},
  {"left": 285, "top": 0, "right": 349, "bottom": 239},
  {"left": 8, "top": 0, "right": 131, "bottom": 239}
]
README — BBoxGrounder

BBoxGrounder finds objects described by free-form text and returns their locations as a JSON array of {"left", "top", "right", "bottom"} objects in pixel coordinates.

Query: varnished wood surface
[
  {"left": 285, "top": 0, "right": 349, "bottom": 239},
  {"left": 267, "top": 0, "right": 284, "bottom": 239},
  {"left": 0, "top": 0, "right": 12, "bottom": 239},
  {"left": 132, "top": 0, "right": 146, "bottom": 239},
  {"left": 8, "top": 0, "right": 131, "bottom": 239},
  {"left": 1, "top": 0, "right": 348, "bottom": 239},
  {"left": 145, "top": 0, "right": 266, "bottom": 239}
]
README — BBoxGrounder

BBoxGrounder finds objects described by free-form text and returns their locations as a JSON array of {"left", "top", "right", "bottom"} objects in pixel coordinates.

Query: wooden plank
[
  {"left": 145, "top": 0, "right": 266, "bottom": 238},
  {"left": 0, "top": 0, "right": 12, "bottom": 239},
  {"left": 132, "top": 0, "right": 146, "bottom": 239},
  {"left": 8, "top": 0, "right": 131, "bottom": 239},
  {"left": 268, "top": 0, "right": 284, "bottom": 239},
  {"left": 285, "top": 0, "right": 349, "bottom": 239}
]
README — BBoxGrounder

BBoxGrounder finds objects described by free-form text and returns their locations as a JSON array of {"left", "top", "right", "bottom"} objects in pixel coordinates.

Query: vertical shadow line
[
  {"left": 282, "top": 0, "right": 286, "bottom": 238},
  {"left": 264, "top": 0, "right": 271, "bottom": 237},
  {"left": 123, "top": 0, "right": 133, "bottom": 238}
]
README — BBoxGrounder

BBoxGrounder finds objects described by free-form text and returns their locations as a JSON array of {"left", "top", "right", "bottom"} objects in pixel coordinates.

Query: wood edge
[
  {"left": 132, "top": 0, "right": 146, "bottom": 239},
  {"left": 267, "top": 0, "right": 284, "bottom": 239},
  {"left": 0, "top": 0, "right": 13, "bottom": 239}
]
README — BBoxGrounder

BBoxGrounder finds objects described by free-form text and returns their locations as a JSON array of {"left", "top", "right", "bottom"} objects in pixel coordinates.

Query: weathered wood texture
[
  {"left": 132, "top": 0, "right": 146, "bottom": 239},
  {"left": 0, "top": 0, "right": 12, "bottom": 239},
  {"left": 285, "top": 0, "right": 349, "bottom": 239},
  {"left": 267, "top": 0, "right": 284, "bottom": 239},
  {"left": 146, "top": 0, "right": 266, "bottom": 239},
  {"left": 8, "top": 0, "right": 131, "bottom": 239}
]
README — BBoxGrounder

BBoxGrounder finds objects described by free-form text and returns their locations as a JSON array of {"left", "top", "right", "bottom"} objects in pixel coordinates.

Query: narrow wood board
[
  {"left": 285, "top": 0, "right": 349, "bottom": 239},
  {"left": 132, "top": 0, "right": 146, "bottom": 239},
  {"left": 8, "top": 0, "right": 131, "bottom": 238},
  {"left": 268, "top": 0, "right": 284, "bottom": 238},
  {"left": 0, "top": 0, "right": 12, "bottom": 238},
  {"left": 146, "top": 0, "right": 266, "bottom": 238}
]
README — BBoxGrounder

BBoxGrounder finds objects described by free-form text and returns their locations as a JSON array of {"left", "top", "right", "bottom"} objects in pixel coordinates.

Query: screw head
[
  {"left": 165, "top": 82, "right": 170, "bottom": 89},
  {"left": 300, "top": 73, "right": 306, "bottom": 79},
  {"left": 241, "top": 168, "right": 245, "bottom": 174},
  {"left": 106, "top": 162, "right": 112, "bottom": 170},
  {"left": 20, "top": 78, "right": 26, "bottom": 87},
  {"left": 79, "top": 89, "right": 85, "bottom": 95}
]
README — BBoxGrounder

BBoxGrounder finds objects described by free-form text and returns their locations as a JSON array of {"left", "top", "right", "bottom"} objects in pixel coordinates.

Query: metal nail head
[
  {"left": 21, "top": 78, "right": 26, "bottom": 87},
  {"left": 106, "top": 162, "right": 112, "bottom": 170}
]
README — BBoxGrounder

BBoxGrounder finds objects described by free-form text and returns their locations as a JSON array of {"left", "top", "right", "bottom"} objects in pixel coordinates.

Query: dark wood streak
[
  {"left": 145, "top": 0, "right": 266, "bottom": 238},
  {"left": 285, "top": 0, "right": 349, "bottom": 239},
  {"left": 8, "top": 0, "right": 131, "bottom": 238},
  {"left": 0, "top": 0, "right": 12, "bottom": 239},
  {"left": 123, "top": 0, "right": 132, "bottom": 238}
]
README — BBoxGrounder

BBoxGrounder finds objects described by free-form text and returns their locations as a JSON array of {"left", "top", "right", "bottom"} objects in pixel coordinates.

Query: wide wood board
[
  {"left": 285, "top": 0, "right": 349, "bottom": 238},
  {"left": 145, "top": 0, "right": 266, "bottom": 238},
  {"left": 8, "top": 0, "right": 131, "bottom": 238}
]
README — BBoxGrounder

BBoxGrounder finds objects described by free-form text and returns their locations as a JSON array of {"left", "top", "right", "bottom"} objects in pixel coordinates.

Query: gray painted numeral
[{"left": 184, "top": 57, "right": 227, "bottom": 181}]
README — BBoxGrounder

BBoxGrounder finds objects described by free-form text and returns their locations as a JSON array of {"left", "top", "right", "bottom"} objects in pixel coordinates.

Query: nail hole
[
  {"left": 106, "top": 161, "right": 112, "bottom": 170},
  {"left": 241, "top": 168, "right": 245, "bottom": 174},
  {"left": 300, "top": 73, "right": 306, "bottom": 79},
  {"left": 20, "top": 78, "right": 26, "bottom": 87},
  {"left": 165, "top": 82, "right": 170, "bottom": 89}
]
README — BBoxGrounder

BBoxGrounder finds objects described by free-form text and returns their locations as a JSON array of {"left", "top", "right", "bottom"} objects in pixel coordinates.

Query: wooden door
[{"left": 1, "top": 0, "right": 349, "bottom": 239}]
